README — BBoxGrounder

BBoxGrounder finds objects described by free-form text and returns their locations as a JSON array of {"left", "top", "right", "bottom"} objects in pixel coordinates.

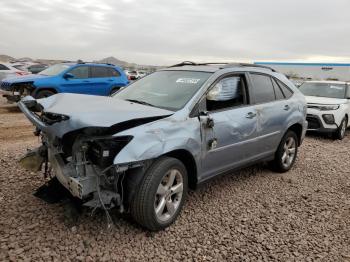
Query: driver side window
[
  {"left": 206, "top": 75, "right": 247, "bottom": 111},
  {"left": 68, "top": 66, "right": 89, "bottom": 79}
]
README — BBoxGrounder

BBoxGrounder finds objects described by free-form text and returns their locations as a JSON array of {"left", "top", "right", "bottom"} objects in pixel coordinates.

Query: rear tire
[
  {"left": 110, "top": 87, "right": 121, "bottom": 96},
  {"left": 130, "top": 157, "right": 188, "bottom": 231},
  {"left": 269, "top": 130, "right": 298, "bottom": 173},
  {"left": 334, "top": 117, "right": 347, "bottom": 140},
  {"left": 35, "top": 90, "right": 55, "bottom": 99}
]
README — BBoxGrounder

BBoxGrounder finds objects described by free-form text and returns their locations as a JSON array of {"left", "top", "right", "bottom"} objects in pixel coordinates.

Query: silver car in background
[{"left": 18, "top": 62, "right": 307, "bottom": 231}]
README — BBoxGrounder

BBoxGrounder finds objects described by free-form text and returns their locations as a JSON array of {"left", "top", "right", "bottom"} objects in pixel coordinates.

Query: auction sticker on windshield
[
  {"left": 330, "top": 85, "right": 344, "bottom": 90},
  {"left": 176, "top": 78, "right": 201, "bottom": 84}
]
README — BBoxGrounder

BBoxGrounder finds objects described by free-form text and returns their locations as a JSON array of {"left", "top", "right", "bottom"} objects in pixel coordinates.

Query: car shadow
[{"left": 305, "top": 131, "right": 335, "bottom": 140}]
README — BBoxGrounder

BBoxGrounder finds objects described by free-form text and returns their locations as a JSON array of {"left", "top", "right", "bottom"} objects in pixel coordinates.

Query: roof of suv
[
  {"left": 162, "top": 61, "right": 276, "bottom": 73},
  {"left": 304, "top": 80, "right": 349, "bottom": 85},
  {"left": 61, "top": 62, "right": 118, "bottom": 67}
]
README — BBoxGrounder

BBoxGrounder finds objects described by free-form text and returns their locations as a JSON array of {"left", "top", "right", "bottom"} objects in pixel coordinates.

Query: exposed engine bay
[{"left": 18, "top": 94, "right": 174, "bottom": 224}]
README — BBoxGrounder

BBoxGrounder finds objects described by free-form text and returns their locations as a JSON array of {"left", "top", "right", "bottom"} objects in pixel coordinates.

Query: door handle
[
  {"left": 83, "top": 80, "right": 90, "bottom": 83},
  {"left": 246, "top": 112, "right": 257, "bottom": 119},
  {"left": 107, "top": 79, "right": 114, "bottom": 82},
  {"left": 284, "top": 105, "right": 290, "bottom": 111}
]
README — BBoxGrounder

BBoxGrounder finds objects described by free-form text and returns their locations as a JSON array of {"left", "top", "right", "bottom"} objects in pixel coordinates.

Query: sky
[{"left": 1, "top": 0, "right": 350, "bottom": 65}]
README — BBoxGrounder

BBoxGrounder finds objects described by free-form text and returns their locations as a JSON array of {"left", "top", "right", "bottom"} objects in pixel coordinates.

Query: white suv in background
[
  {"left": 0, "top": 63, "right": 29, "bottom": 81},
  {"left": 299, "top": 81, "right": 350, "bottom": 139}
]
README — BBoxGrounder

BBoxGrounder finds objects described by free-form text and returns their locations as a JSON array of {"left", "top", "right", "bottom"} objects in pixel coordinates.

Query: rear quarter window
[
  {"left": 276, "top": 79, "right": 294, "bottom": 98},
  {"left": 107, "top": 68, "right": 120, "bottom": 77}
]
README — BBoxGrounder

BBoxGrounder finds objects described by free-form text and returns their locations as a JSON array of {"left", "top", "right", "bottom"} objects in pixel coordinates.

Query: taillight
[{"left": 16, "top": 71, "right": 29, "bottom": 76}]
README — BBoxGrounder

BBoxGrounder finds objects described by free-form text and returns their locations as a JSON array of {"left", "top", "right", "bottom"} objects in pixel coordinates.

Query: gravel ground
[{"left": 0, "top": 97, "right": 349, "bottom": 261}]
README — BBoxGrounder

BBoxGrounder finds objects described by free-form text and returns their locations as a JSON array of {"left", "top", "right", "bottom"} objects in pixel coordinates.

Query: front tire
[
  {"left": 130, "top": 157, "right": 188, "bottom": 231},
  {"left": 35, "top": 90, "right": 55, "bottom": 99},
  {"left": 334, "top": 117, "right": 347, "bottom": 140},
  {"left": 269, "top": 130, "right": 298, "bottom": 173}
]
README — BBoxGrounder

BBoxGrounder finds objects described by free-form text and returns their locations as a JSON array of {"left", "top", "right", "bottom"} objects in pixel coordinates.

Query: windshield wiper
[{"left": 125, "top": 99, "right": 156, "bottom": 107}]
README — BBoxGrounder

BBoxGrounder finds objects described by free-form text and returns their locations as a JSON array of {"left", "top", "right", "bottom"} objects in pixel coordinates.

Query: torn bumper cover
[
  {"left": 48, "top": 150, "right": 97, "bottom": 199},
  {"left": 0, "top": 82, "right": 34, "bottom": 102}
]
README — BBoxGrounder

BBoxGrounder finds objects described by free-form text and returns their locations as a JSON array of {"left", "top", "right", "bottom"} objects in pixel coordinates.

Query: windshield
[
  {"left": 114, "top": 70, "right": 212, "bottom": 111},
  {"left": 299, "top": 82, "right": 347, "bottom": 99},
  {"left": 39, "top": 64, "right": 70, "bottom": 76}
]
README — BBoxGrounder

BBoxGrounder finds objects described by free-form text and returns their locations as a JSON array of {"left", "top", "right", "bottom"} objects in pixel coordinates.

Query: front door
[
  {"left": 61, "top": 65, "right": 93, "bottom": 94},
  {"left": 200, "top": 74, "right": 258, "bottom": 180}
]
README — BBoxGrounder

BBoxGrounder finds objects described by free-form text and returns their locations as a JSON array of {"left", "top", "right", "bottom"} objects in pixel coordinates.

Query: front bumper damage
[
  {"left": 17, "top": 97, "right": 159, "bottom": 213},
  {"left": 0, "top": 90, "right": 22, "bottom": 103},
  {"left": 0, "top": 82, "right": 33, "bottom": 103},
  {"left": 20, "top": 138, "right": 135, "bottom": 211}
]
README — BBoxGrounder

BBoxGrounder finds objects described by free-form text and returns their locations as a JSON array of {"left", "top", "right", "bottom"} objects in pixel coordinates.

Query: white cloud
[{"left": 0, "top": 0, "right": 350, "bottom": 65}]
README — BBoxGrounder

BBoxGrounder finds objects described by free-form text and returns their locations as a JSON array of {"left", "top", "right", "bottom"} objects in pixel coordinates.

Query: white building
[{"left": 254, "top": 62, "right": 350, "bottom": 82}]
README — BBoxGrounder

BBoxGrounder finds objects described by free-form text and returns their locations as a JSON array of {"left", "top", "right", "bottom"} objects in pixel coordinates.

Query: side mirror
[
  {"left": 64, "top": 73, "right": 74, "bottom": 79},
  {"left": 207, "top": 77, "right": 240, "bottom": 101}
]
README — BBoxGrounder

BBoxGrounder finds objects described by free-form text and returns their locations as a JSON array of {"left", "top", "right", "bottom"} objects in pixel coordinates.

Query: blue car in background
[{"left": 0, "top": 62, "right": 129, "bottom": 102}]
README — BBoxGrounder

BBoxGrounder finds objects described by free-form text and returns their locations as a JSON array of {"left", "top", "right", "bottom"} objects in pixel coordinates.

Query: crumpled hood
[
  {"left": 305, "top": 96, "right": 347, "bottom": 105},
  {"left": 32, "top": 93, "right": 173, "bottom": 137},
  {"left": 3, "top": 73, "right": 47, "bottom": 83}
]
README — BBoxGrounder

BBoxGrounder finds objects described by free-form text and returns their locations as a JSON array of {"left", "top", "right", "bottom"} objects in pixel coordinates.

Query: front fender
[{"left": 113, "top": 116, "right": 201, "bottom": 166}]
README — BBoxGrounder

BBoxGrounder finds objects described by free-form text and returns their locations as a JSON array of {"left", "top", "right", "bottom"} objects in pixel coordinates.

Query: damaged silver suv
[{"left": 18, "top": 62, "right": 307, "bottom": 231}]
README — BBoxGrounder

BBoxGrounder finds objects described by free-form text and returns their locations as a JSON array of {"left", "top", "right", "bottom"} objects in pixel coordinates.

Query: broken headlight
[
  {"left": 41, "top": 112, "right": 69, "bottom": 125},
  {"left": 88, "top": 136, "right": 133, "bottom": 168}
]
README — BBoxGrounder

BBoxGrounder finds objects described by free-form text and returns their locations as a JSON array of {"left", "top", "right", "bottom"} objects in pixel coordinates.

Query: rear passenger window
[
  {"left": 250, "top": 74, "right": 275, "bottom": 103},
  {"left": 0, "top": 64, "right": 9, "bottom": 70},
  {"left": 271, "top": 78, "right": 285, "bottom": 100},
  {"left": 69, "top": 66, "right": 89, "bottom": 79},
  {"left": 90, "top": 66, "right": 109, "bottom": 78},
  {"left": 276, "top": 79, "right": 293, "bottom": 98}
]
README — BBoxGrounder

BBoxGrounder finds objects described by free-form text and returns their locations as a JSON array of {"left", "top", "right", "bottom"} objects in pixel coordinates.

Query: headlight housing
[
  {"left": 308, "top": 104, "right": 340, "bottom": 111},
  {"left": 88, "top": 136, "right": 133, "bottom": 168}
]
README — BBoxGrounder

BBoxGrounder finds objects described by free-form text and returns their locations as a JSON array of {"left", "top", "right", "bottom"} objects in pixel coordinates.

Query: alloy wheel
[
  {"left": 281, "top": 137, "right": 296, "bottom": 169},
  {"left": 154, "top": 169, "right": 184, "bottom": 222}
]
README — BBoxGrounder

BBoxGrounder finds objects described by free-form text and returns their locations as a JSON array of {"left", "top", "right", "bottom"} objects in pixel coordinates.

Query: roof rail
[
  {"left": 168, "top": 61, "right": 276, "bottom": 72},
  {"left": 74, "top": 60, "right": 115, "bottom": 66},
  {"left": 168, "top": 61, "right": 199, "bottom": 67},
  {"left": 168, "top": 61, "right": 231, "bottom": 67},
  {"left": 221, "top": 63, "right": 276, "bottom": 72}
]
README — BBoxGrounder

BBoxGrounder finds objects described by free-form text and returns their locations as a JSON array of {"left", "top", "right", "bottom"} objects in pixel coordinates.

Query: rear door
[
  {"left": 200, "top": 73, "right": 259, "bottom": 179},
  {"left": 248, "top": 73, "right": 292, "bottom": 156},
  {"left": 89, "top": 66, "right": 112, "bottom": 95}
]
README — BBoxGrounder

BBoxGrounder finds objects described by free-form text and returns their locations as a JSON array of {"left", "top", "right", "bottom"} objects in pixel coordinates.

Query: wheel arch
[
  {"left": 163, "top": 149, "right": 198, "bottom": 190},
  {"left": 32, "top": 87, "right": 58, "bottom": 97},
  {"left": 287, "top": 123, "right": 303, "bottom": 146}
]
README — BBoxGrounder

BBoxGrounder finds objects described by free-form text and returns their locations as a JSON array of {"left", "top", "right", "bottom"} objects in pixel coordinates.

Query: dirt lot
[{"left": 0, "top": 96, "right": 349, "bottom": 261}]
